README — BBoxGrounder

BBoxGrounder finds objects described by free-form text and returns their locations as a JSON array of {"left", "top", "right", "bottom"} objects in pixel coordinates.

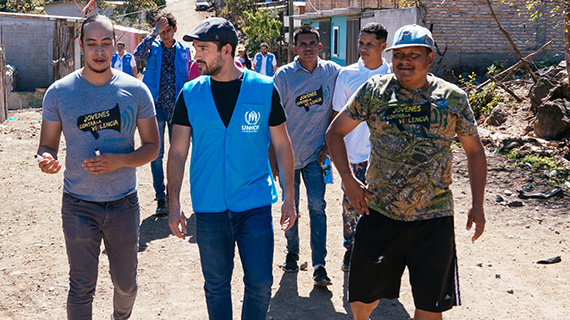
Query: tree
[
  {"left": 220, "top": 0, "right": 257, "bottom": 27},
  {"left": 388, "top": 0, "right": 416, "bottom": 8},
  {"left": 106, "top": 0, "right": 160, "bottom": 29},
  {"left": 242, "top": 9, "right": 282, "bottom": 54},
  {"left": 0, "top": 0, "right": 43, "bottom": 13},
  {"left": 508, "top": 0, "right": 570, "bottom": 82}
]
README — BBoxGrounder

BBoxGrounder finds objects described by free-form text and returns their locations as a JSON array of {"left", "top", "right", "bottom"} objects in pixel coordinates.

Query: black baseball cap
[{"left": 183, "top": 17, "right": 238, "bottom": 46}]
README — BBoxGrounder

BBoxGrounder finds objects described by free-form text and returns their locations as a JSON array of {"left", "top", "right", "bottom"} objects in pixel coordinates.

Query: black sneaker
[
  {"left": 155, "top": 198, "right": 168, "bottom": 216},
  {"left": 341, "top": 249, "right": 351, "bottom": 272},
  {"left": 313, "top": 266, "right": 332, "bottom": 286},
  {"left": 281, "top": 252, "right": 299, "bottom": 273}
]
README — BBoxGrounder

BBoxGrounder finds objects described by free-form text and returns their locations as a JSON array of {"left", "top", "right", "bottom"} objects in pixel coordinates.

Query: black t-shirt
[{"left": 172, "top": 74, "right": 286, "bottom": 128}]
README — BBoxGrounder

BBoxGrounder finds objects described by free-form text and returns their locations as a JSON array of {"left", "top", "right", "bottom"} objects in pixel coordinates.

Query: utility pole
[{"left": 288, "top": 0, "right": 294, "bottom": 62}]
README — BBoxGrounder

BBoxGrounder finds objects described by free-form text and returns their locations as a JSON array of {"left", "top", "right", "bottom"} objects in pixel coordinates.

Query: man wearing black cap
[
  {"left": 166, "top": 17, "right": 297, "bottom": 320},
  {"left": 326, "top": 24, "right": 487, "bottom": 320}
]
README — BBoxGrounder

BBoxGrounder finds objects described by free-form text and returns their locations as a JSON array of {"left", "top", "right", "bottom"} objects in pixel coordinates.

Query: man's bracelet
[{"left": 153, "top": 28, "right": 159, "bottom": 35}]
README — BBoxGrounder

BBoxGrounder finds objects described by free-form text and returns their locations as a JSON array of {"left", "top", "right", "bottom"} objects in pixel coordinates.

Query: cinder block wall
[
  {"left": 422, "top": 0, "right": 565, "bottom": 73},
  {"left": 1, "top": 16, "right": 55, "bottom": 91},
  {"left": 305, "top": 0, "right": 566, "bottom": 74}
]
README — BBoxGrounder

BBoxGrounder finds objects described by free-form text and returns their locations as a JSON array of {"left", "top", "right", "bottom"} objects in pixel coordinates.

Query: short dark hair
[
  {"left": 294, "top": 24, "right": 320, "bottom": 46},
  {"left": 80, "top": 15, "right": 115, "bottom": 42},
  {"left": 260, "top": 42, "right": 269, "bottom": 48},
  {"left": 360, "top": 23, "right": 388, "bottom": 42},
  {"left": 215, "top": 41, "right": 237, "bottom": 58},
  {"left": 116, "top": 41, "right": 125, "bottom": 47},
  {"left": 156, "top": 12, "right": 177, "bottom": 28}
]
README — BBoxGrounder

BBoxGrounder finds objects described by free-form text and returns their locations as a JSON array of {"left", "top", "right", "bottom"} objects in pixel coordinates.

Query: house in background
[
  {"left": 0, "top": 12, "right": 147, "bottom": 111},
  {"left": 296, "top": 5, "right": 417, "bottom": 66},
  {"left": 0, "top": 12, "right": 82, "bottom": 92},
  {"left": 293, "top": 0, "right": 566, "bottom": 73}
]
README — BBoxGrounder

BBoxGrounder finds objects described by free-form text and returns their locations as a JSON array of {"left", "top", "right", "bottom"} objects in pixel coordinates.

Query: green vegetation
[
  {"left": 0, "top": 0, "right": 43, "bottom": 13},
  {"left": 242, "top": 9, "right": 282, "bottom": 54},
  {"left": 219, "top": 0, "right": 282, "bottom": 55},
  {"left": 459, "top": 71, "right": 507, "bottom": 119}
]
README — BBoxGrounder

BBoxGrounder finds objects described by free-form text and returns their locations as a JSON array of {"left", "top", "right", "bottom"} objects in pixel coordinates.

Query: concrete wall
[
  {"left": 0, "top": 15, "right": 55, "bottom": 91},
  {"left": 362, "top": 7, "right": 420, "bottom": 64},
  {"left": 44, "top": 2, "right": 85, "bottom": 18}
]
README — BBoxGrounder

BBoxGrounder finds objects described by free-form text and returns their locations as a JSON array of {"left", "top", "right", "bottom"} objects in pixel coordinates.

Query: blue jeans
[
  {"left": 284, "top": 160, "right": 327, "bottom": 267},
  {"left": 61, "top": 192, "right": 140, "bottom": 320},
  {"left": 150, "top": 108, "right": 173, "bottom": 200},
  {"left": 195, "top": 206, "right": 274, "bottom": 320}
]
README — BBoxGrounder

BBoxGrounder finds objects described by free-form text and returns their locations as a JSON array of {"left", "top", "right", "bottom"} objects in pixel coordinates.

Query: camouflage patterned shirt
[{"left": 344, "top": 74, "right": 479, "bottom": 221}]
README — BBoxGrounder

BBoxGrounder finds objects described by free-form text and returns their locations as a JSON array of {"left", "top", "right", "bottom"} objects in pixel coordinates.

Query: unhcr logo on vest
[{"left": 242, "top": 110, "right": 261, "bottom": 133}]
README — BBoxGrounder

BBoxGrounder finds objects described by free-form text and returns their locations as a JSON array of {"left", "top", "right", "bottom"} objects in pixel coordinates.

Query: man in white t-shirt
[
  {"left": 331, "top": 23, "right": 392, "bottom": 272},
  {"left": 112, "top": 41, "right": 138, "bottom": 77},
  {"left": 253, "top": 42, "right": 277, "bottom": 76}
]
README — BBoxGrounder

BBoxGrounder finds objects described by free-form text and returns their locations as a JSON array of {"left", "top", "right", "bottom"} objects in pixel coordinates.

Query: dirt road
[{"left": 0, "top": 107, "right": 569, "bottom": 319}]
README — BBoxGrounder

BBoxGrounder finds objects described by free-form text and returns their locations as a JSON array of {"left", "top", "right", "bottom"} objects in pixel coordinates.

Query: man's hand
[
  {"left": 155, "top": 17, "right": 169, "bottom": 34},
  {"left": 344, "top": 176, "right": 375, "bottom": 215},
  {"left": 280, "top": 199, "right": 297, "bottom": 231},
  {"left": 466, "top": 206, "right": 485, "bottom": 242},
  {"left": 317, "top": 145, "right": 329, "bottom": 165},
  {"left": 82, "top": 153, "right": 122, "bottom": 174},
  {"left": 38, "top": 153, "right": 61, "bottom": 174},
  {"left": 169, "top": 206, "right": 187, "bottom": 239}
]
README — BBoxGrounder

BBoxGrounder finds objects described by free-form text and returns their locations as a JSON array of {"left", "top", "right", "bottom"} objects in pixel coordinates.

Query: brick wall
[
  {"left": 306, "top": 0, "right": 394, "bottom": 11},
  {"left": 0, "top": 16, "right": 55, "bottom": 91},
  {"left": 304, "top": 0, "right": 566, "bottom": 73},
  {"left": 422, "top": 0, "right": 565, "bottom": 72}
]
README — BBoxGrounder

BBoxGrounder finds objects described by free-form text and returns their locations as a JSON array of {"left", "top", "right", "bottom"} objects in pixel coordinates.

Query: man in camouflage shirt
[{"left": 326, "top": 24, "right": 487, "bottom": 320}]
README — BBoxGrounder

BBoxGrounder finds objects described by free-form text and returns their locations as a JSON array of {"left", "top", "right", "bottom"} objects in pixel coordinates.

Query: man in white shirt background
[
  {"left": 331, "top": 22, "right": 392, "bottom": 272},
  {"left": 112, "top": 41, "right": 138, "bottom": 77},
  {"left": 253, "top": 42, "right": 277, "bottom": 76}
]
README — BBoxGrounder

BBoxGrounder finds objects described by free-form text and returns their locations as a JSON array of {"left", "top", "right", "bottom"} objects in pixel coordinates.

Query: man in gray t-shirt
[
  {"left": 37, "top": 15, "right": 159, "bottom": 319},
  {"left": 273, "top": 24, "right": 341, "bottom": 287}
]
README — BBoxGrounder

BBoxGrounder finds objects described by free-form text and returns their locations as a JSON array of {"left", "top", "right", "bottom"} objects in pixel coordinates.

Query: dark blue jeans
[
  {"left": 61, "top": 192, "right": 140, "bottom": 320},
  {"left": 150, "top": 108, "right": 173, "bottom": 200},
  {"left": 195, "top": 206, "right": 274, "bottom": 320},
  {"left": 284, "top": 160, "right": 327, "bottom": 267}
]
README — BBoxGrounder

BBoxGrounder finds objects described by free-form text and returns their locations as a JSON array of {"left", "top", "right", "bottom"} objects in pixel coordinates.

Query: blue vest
[
  {"left": 255, "top": 52, "right": 275, "bottom": 76},
  {"left": 142, "top": 40, "right": 190, "bottom": 101},
  {"left": 112, "top": 52, "right": 134, "bottom": 76},
  {"left": 182, "top": 70, "right": 277, "bottom": 213}
]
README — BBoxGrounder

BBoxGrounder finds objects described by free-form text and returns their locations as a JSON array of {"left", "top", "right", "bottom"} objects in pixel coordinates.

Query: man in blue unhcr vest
[
  {"left": 111, "top": 41, "right": 138, "bottom": 77},
  {"left": 253, "top": 42, "right": 277, "bottom": 76},
  {"left": 167, "top": 18, "right": 297, "bottom": 320},
  {"left": 134, "top": 12, "right": 190, "bottom": 216}
]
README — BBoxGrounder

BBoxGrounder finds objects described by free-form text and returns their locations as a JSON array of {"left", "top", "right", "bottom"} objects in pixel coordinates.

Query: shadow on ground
[
  {"left": 269, "top": 270, "right": 410, "bottom": 320},
  {"left": 139, "top": 213, "right": 197, "bottom": 252}
]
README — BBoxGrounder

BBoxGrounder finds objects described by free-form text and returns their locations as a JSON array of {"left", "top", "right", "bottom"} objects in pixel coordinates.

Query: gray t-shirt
[
  {"left": 274, "top": 57, "right": 341, "bottom": 169},
  {"left": 42, "top": 70, "right": 155, "bottom": 202}
]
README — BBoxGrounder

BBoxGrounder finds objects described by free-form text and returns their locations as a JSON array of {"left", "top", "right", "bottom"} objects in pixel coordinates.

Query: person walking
[
  {"left": 237, "top": 44, "right": 252, "bottom": 70},
  {"left": 36, "top": 15, "right": 159, "bottom": 320},
  {"left": 253, "top": 42, "right": 277, "bottom": 76},
  {"left": 134, "top": 11, "right": 191, "bottom": 216},
  {"left": 326, "top": 24, "right": 487, "bottom": 320},
  {"left": 112, "top": 41, "right": 138, "bottom": 77},
  {"left": 167, "top": 18, "right": 297, "bottom": 320},
  {"left": 331, "top": 22, "right": 392, "bottom": 272},
  {"left": 273, "top": 24, "right": 341, "bottom": 286}
]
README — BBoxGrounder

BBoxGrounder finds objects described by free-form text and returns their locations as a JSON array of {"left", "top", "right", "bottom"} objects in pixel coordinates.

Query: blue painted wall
[{"left": 330, "top": 16, "right": 347, "bottom": 66}]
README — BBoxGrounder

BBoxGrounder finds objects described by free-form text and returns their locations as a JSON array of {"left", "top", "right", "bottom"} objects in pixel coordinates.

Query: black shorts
[{"left": 348, "top": 208, "right": 461, "bottom": 313}]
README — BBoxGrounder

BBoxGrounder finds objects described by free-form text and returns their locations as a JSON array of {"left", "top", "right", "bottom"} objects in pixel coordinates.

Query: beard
[
  {"left": 197, "top": 54, "right": 224, "bottom": 76},
  {"left": 84, "top": 59, "right": 111, "bottom": 74}
]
